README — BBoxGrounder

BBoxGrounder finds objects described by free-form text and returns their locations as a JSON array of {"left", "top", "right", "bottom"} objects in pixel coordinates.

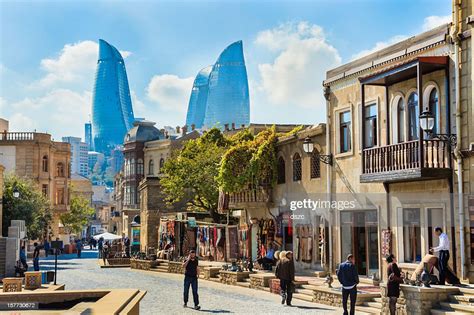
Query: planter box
[
  {"left": 201, "top": 267, "right": 221, "bottom": 279},
  {"left": 250, "top": 273, "right": 275, "bottom": 290},
  {"left": 130, "top": 259, "right": 158, "bottom": 270},
  {"left": 24, "top": 272, "right": 42, "bottom": 290},
  {"left": 2, "top": 278, "right": 23, "bottom": 292},
  {"left": 219, "top": 271, "right": 251, "bottom": 285}
]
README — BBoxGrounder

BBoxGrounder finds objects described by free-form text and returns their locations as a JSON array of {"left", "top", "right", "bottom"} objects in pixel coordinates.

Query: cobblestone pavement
[{"left": 38, "top": 250, "right": 340, "bottom": 315}]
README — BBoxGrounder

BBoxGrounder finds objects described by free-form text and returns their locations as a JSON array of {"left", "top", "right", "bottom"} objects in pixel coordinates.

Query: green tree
[
  {"left": 160, "top": 128, "right": 228, "bottom": 221},
  {"left": 2, "top": 174, "right": 51, "bottom": 239},
  {"left": 60, "top": 194, "right": 95, "bottom": 235}
]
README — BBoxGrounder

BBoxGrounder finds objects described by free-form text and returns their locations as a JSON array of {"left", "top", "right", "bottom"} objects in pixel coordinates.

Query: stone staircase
[
  {"left": 149, "top": 260, "right": 169, "bottom": 273},
  {"left": 430, "top": 287, "right": 474, "bottom": 314}
]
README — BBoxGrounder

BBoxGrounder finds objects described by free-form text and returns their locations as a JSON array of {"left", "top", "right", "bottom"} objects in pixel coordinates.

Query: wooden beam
[
  {"left": 417, "top": 62, "right": 424, "bottom": 168},
  {"left": 385, "top": 86, "right": 390, "bottom": 145},
  {"left": 361, "top": 83, "right": 366, "bottom": 172}
]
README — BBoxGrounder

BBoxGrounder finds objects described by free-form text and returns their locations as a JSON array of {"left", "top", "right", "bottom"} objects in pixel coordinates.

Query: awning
[{"left": 359, "top": 56, "right": 449, "bottom": 86}]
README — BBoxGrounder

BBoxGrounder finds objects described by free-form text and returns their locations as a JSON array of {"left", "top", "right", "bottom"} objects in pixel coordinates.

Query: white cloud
[
  {"left": 6, "top": 89, "right": 92, "bottom": 137},
  {"left": 351, "top": 35, "right": 408, "bottom": 60},
  {"left": 255, "top": 21, "right": 341, "bottom": 109},
  {"left": 35, "top": 40, "right": 131, "bottom": 89},
  {"left": 422, "top": 15, "right": 451, "bottom": 32},
  {"left": 146, "top": 74, "right": 193, "bottom": 113}
]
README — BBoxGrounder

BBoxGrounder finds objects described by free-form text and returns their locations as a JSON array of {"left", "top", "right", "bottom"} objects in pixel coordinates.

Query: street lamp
[
  {"left": 302, "top": 136, "right": 333, "bottom": 165},
  {"left": 419, "top": 110, "right": 457, "bottom": 147},
  {"left": 419, "top": 110, "right": 435, "bottom": 134},
  {"left": 12, "top": 187, "right": 20, "bottom": 199},
  {"left": 303, "top": 136, "right": 314, "bottom": 154}
]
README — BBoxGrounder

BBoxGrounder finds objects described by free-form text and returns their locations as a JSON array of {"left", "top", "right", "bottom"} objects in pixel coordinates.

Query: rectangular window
[
  {"left": 364, "top": 104, "right": 377, "bottom": 148},
  {"left": 339, "top": 111, "right": 352, "bottom": 153},
  {"left": 403, "top": 208, "right": 421, "bottom": 263}
]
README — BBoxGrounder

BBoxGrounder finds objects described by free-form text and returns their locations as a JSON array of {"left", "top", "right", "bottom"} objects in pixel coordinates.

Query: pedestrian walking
[
  {"left": 43, "top": 240, "right": 50, "bottom": 257},
  {"left": 386, "top": 254, "right": 404, "bottom": 315},
  {"left": 337, "top": 254, "right": 359, "bottom": 315},
  {"left": 98, "top": 237, "right": 104, "bottom": 259},
  {"left": 429, "top": 227, "right": 460, "bottom": 285},
  {"left": 275, "top": 251, "right": 295, "bottom": 306},
  {"left": 33, "top": 242, "right": 41, "bottom": 271},
  {"left": 76, "top": 239, "right": 83, "bottom": 258},
  {"left": 182, "top": 250, "right": 201, "bottom": 310},
  {"left": 102, "top": 242, "right": 109, "bottom": 265},
  {"left": 124, "top": 236, "right": 131, "bottom": 258},
  {"left": 20, "top": 246, "right": 28, "bottom": 271}
]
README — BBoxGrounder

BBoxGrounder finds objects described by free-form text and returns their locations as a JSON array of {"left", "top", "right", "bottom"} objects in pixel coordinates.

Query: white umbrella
[{"left": 93, "top": 232, "right": 121, "bottom": 241}]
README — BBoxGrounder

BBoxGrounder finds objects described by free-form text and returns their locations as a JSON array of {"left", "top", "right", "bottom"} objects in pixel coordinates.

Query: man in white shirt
[{"left": 429, "top": 227, "right": 454, "bottom": 285}]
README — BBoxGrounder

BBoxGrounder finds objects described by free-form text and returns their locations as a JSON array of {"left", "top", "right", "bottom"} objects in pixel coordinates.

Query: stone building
[
  {"left": 322, "top": 6, "right": 474, "bottom": 283},
  {"left": 0, "top": 128, "right": 71, "bottom": 239},
  {"left": 119, "top": 121, "right": 162, "bottom": 238},
  {"left": 138, "top": 130, "right": 200, "bottom": 251}
]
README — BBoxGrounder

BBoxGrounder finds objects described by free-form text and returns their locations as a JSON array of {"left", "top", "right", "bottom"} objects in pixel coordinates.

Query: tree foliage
[
  {"left": 2, "top": 174, "right": 51, "bottom": 239},
  {"left": 160, "top": 128, "right": 228, "bottom": 220},
  {"left": 218, "top": 126, "right": 278, "bottom": 193},
  {"left": 60, "top": 193, "right": 95, "bottom": 235}
]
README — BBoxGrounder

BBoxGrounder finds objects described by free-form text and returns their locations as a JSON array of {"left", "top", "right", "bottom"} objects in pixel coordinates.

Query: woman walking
[{"left": 386, "top": 254, "right": 404, "bottom": 315}]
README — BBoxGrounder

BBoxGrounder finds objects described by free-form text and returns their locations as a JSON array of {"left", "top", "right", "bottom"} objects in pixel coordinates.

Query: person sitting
[{"left": 257, "top": 244, "right": 276, "bottom": 270}]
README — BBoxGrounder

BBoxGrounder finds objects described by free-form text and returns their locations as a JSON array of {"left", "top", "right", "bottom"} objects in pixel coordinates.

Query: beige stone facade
[
  {"left": 322, "top": 2, "right": 474, "bottom": 283},
  {"left": 0, "top": 164, "right": 4, "bottom": 235},
  {"left": 0, "top": 131, "right": 71, "bottom": 239}
]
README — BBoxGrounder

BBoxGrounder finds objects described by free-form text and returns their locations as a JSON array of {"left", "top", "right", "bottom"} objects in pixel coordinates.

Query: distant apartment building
[
  {"left": 84, "top": 122, "right": 93, "bottom": 151},
  {"left": 62, "top": 136, "right": 89, "bottom": 177},
  {"left": 0, "top": 124, "right": 71, "bottom": 239}
]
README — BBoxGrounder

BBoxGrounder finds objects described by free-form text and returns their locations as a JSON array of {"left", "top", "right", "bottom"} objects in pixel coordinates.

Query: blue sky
[{"left": 0, "top": 0, "right": 451, "bottom": 140}]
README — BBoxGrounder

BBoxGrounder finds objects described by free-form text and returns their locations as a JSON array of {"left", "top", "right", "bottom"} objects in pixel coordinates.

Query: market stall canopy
[{"left": 93, "top": 232, "right": 122, "bottom": 241}]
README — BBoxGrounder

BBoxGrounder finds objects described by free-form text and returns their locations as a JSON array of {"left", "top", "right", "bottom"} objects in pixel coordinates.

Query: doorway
[{"left": 341, "top": 210, "right": 379, "bottom": 276}]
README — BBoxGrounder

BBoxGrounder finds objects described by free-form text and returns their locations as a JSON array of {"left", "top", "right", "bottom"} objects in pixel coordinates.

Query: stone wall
[
  {"left": 219, "top": 271, "right": 250, "bottom": 285},
  {"left": 168, "top": 261, "right": 184, "bottom": 274},
  {"left": 130, "top": 259, "right": 157, "bottom": 270}
]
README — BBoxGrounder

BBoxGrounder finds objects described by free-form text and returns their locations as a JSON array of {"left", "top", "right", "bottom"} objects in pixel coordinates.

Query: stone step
[
  {"left": 431, "top": 309, "right": 471, "bottom": 315},
  {"left": 440, "top": 302, "right": 474, "bottom": 313},
  {"left": 457, "top": 287, "right": 474, "bottom": 295},
  {"left": 363, "top": 301, "right": 382, "bottom": 309},
  {"left": 373, "top": 297, "right": 382, "bottom": 303},
  {"left": 294, "top": 288, "right": 314, "bottom": 296},
  {"left": 155, "top": 265, "right": 168, "bottom": 271},
  {"left": 448, "top": 294, "right": 474, "bottom": 305},
  {"left": 355, "top": 305, "right": 381, "bottom": 314},
  {"left": 235, "top": 282, "right": 250, "bottom": 288},
  {"left": 292, "top": 293, "right": 314, "bottom": 302},
  {"left": 300, "top": 284, "right": 320, "bottom": 290}
]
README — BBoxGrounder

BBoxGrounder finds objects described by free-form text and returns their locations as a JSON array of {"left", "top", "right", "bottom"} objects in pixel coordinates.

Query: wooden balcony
[
  {"left": 227, "top": 187, "right": 273, "bottom": 210},
  {"left": 360, "top": 139, "right": 453, "bottom": 183}
]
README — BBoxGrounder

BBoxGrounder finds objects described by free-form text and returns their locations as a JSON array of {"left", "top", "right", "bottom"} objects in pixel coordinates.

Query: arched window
[
  {"left": 397, "top": 98, "right": 406, "bottom": 143},
  {"left": 429, "top": 88, "right": 439, "bottom": 135},
  {"left": 159, "top": 158, "right": 165, "bottom": 173},
  {"left": 42, "top": 155, "right": 48, "bottom": 172},
  {"left": 408, "top": 92, "right": 419, "bottom": 140},
  {"left": 137, "top": 159, "right": 144, "bottom": 175},
  {"left": 56, "top": 162, "right": 65, "bottom": 177},
  {"left": 310, "top": 149, "right": 321, "bottom": 179},
  {"left": 148, "top": 160, "right": 154, "bottom": 175},
  {"left": 292, "top": 153, "right": 302, "bottom": 182},
  {"left": 277, "top": 157, "right": 285, "bottom": 184}
]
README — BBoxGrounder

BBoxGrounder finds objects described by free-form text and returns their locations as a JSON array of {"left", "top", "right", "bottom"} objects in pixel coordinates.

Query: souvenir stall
[
  {"left": 195, "top": 223, "right": 227, "bottom": 262},
  {"left": 294, "top": 224, "right": 313, "bottom": 263},
  {"left": 276, "top": 212, "right": 293, "bottom": 252}
]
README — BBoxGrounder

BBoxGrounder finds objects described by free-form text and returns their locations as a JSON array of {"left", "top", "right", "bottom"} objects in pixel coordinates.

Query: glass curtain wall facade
[
  {"left": 92, "top": 39, "right": 135, "bottom": 154},
  {"left": 185, "top": 66, "right": 212, "bottom": 129},
  {"left": 185, "top": 41, "right": 250, "bottom": 130}
]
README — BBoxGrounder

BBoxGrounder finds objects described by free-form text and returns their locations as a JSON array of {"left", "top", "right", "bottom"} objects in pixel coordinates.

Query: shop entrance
[{"left": 341, "top": 210, "right": 379, "bottom": 277}]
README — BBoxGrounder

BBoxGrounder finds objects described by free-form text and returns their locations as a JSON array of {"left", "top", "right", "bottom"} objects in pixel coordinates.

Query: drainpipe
[
  {"left": 452, "top": 0, "right": 465, "bottom": 279},
  {"left": 324, "top": 86, "right": 333, "bottom": 273}
]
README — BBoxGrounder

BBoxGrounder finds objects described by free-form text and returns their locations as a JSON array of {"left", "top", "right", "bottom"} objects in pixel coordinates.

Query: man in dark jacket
[
  {"left": 275, "top": 251, "right": 295, "bottom": 306},
  {"left": 337, "top": 254, "right": 359, "bottom": 315},
  {"left": 183, "top": 250, "right": 201, "bottom": 310}
]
